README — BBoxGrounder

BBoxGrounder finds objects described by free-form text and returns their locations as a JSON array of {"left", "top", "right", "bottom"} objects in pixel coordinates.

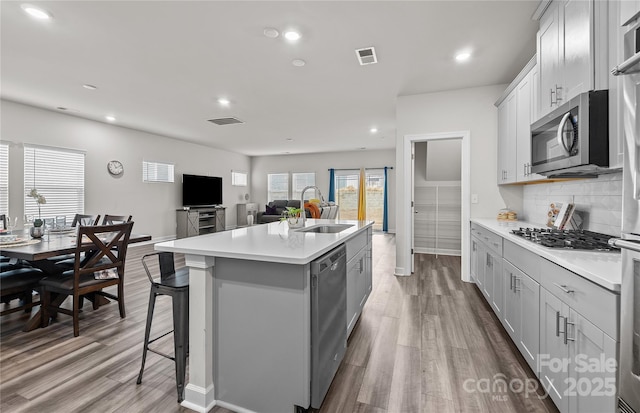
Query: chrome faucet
[{"left": 300, "top": 186, "right": 325, "bottom": 225}]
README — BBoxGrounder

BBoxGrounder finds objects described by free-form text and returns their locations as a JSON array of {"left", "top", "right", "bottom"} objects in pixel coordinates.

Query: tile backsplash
[{"left": 522, "top": 172, "right": 623, "bottom": 236}]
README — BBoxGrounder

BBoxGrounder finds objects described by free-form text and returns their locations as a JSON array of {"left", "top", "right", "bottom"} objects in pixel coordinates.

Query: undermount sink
[{"left": 296, "top": 224, "right": 353, "bottom": 234}]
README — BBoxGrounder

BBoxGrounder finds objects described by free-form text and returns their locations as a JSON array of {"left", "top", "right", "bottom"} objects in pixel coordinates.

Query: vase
[
  {"left": 30, "top": 226, "right": 44, "bottom": 238},
  {"left": 287, "top": 216, "right": 303, "bottom": 229}
]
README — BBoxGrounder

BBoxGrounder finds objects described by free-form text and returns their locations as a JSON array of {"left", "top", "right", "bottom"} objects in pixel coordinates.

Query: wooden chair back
[
  {"left": 74, "top": 222, "right": 134, "bottom": 280},
  {"left": 102, "top": 214, "right": 133, "bottom": 225},
  {"left": 72, "top": 214, "right": 101, "bottom": 227},
  {"left": 0, "top": 214, "right": 6, "bottom": 230}
]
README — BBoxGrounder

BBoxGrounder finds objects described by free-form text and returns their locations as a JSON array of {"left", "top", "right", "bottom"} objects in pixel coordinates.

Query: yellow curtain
[{"left": 357, "top": 167, "right": 366, "bottom": 220}]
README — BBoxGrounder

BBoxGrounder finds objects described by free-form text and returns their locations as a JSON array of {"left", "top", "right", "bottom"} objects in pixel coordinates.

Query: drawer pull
[
  {"left": 510, "top": 273, "right": 514, "bottom": 291},
  {"left": 553, "top": 283, "right": 574, "bottom": 294},
  {"left": 513, "top": 277, "right": 521, "bottom": 292},
  {"left": 556, "top": 312, "right": 566, "bottom": 337}
]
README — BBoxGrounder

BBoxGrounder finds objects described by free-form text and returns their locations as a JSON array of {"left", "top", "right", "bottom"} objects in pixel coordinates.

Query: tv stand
[{"left": 176, "top": 207, "right": 226, "bottom": 239}]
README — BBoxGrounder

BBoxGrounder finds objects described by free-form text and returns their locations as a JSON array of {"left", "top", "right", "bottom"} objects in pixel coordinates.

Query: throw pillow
[{"left": 265, "top": 204, "right": 278, "bottom": 215}]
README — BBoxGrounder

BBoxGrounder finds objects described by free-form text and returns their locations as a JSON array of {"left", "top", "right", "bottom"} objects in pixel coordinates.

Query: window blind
[
  {"left": 231, "top": 171, "right": 247, "bottom": 186},
  {"left": 143, "top": 161, "right": 174, "bottom": 183},
  {"left": 292, "top": 172, "right": 316, "bottom": 200},
  {"left": 267, "top": 173, "right": 289, "bottom": 201},
  {"left": 0, "top": 144, "right": 8, "bottom": 216},
  {"left": 24, "top": 145, "right": 85, "bottom": 224}
]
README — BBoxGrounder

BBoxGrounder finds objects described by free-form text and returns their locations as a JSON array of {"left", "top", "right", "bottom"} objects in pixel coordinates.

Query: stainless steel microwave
[{"left": 530, "top": 90, "right": 609, "bottom": 177}]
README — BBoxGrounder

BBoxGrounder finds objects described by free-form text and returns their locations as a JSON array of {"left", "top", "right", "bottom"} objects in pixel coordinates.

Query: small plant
[
  {"left": 28, "top": 188, "right": 46, "bottom": 227},
  {"left": 280, "top": 207, "right": 302, "bottom": 221}
]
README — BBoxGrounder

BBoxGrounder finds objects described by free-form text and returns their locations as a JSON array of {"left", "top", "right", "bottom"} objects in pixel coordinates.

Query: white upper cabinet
[
  {"left": 516, "top": 68, "right": 544, "bottom": 182},
  {"left": 536, "top": 0, "right": 608, "bottom": 119},
  {"left": 497, "top": 91, "right": 517, "bottom": 184},
  {"left": 620, "top": 0, "right": 640, "bottom": 25}
]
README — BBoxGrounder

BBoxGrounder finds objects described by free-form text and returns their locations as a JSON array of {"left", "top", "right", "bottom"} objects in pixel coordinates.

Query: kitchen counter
[
  {"left": 154, "top": 219, "right": 374, "bottom": 413},
  {"left": 156, "top": 218, "right": 374, "bottom": 264},
  {"left": 472, "top": 218, "right": 621, "bottom": 292}
]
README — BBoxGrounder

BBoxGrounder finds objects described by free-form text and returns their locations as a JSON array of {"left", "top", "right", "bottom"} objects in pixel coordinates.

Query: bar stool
[{"left": 136, "top": 252, "right": 189, "bottom": 402}]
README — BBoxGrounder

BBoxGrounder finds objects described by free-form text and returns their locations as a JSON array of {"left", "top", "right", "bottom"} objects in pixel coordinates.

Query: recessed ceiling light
[
  {"left": 286, "top": 138, "right": 294, "bottom": 141},
  {"left": 263, "top": 28, "right": 279, "bottom": 38},
  {"left": 83, "top": 84, "right": 98, "bottom": 90},
  {"left": 292, "top": 59, "right": 306, "bottom": 67},
  {"left": 370, "top": 127, "right": 378, "bottom": 133},
  {"left": 21, "top": 4, "right": 52, "bottom": 20},
  {"left": 455, "top": 52, "right": 472, "bottom": 62},
  {"left": 105, "top": 115, "right": 116, "bottom": 122},
  {"left": 217, "top": 98, "right": 230, "bottom": 106},
  {"left": 284, "top": 31, "right": 301, "bottom": 41}
]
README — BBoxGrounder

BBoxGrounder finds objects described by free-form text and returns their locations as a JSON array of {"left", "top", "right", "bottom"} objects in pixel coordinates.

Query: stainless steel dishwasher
[{"left": 310, "top": 244, "right": 347, "bottom": 409}]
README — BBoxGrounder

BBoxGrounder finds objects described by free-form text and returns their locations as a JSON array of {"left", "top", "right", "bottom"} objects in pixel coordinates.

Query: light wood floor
[{"left": 0, "top": 234, "right": 557, "bottom": 413}]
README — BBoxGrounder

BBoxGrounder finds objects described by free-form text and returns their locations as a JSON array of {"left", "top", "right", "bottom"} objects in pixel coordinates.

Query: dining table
[{"left": 0, "top": 228, "right": 151, "bottom": 331}]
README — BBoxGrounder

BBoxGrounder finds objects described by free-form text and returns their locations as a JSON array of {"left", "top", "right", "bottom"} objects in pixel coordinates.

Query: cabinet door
[
  {"left": 490, "top": 250, "right": 504, "bottom": 319},
  {"left": 517, "top": 272, "right": 540, "bottom": 374},
  {"left": 497, "top": 92, "right": 517, "bottom": 185},
  {"left": 561, "top": 0, "right": 593, "bottom": 103},
  {"left": 346, "top": 249, "right": 366, "bottom": 336},
  {"left": 215, "top": 209, "right": 225, "bottom": 232},
  {"left": 540, "top": 288, "right": 570, "bottom": 412},
  {"left": 568, "top": 310, "right": 617, "bottom": 413},
  {"left": 470, "top": 237, "right": 479, "bottom": 282},
  {"left": 475, "top": 241, "right": 486, "bottom": 289},
  {"left": 482, "top": 249, "right": 494, "bottom": 303},
  {"left": 365, "top": 246, "right": 372, "bottom": 301},
  {"left": 620, "top": 0, "right": 640, "bottom": 25},
  {"left": 187, "top": 211, "right": 200, "bottom": 237},
  {"left": 503, "top": 260, "right": 520, "bottom": 340},
  {"left": 516, "top": 72, "right": 533, "bottom": 182},
  {"left": 538, "top": 2, "right": 561, "bottom": 116},
  {"left": 497, "top": 99, "right": 509, "bottom": 184}
]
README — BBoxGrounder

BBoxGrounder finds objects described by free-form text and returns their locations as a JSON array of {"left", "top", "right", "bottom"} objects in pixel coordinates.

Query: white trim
[
  {"left": 181, "top": 383, "right": 216, "bottom": 413},
  {"left": 397, "top": 131, "right": 471, "bottom": 282},
  {"left": 215, "top": 400, "right": 260, "bottom": 413}
]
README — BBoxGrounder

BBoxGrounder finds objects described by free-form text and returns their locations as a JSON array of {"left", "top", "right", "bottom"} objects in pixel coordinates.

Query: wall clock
[{"left": 107, "top": 160, "right": 124, "bottom": 176}]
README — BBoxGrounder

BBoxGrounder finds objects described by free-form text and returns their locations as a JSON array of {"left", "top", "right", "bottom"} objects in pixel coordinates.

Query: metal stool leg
[
  {"left": 137, "top": 288, "right": 157, "bottom": 385},
  {"left": 172, "top": 289, "right": 189, "bottom": 402}
]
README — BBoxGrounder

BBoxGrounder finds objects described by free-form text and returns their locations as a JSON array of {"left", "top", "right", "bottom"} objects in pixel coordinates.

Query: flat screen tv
[{"left": 182, "top": 174, "right": 223, "bottom": 207}]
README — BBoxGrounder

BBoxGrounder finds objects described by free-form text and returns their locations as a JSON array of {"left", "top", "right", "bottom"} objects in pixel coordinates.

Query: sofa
[
  {"left": 257, "top": 200, "right": 339, "bottom": 224},
  {"left": 257, "top": 200, "right": 302, "bottom": 224}
]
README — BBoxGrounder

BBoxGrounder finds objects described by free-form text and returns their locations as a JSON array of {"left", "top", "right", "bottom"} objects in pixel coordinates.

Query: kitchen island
[{"left": 155, "top": 219, "right": 374, "bottom": 413}]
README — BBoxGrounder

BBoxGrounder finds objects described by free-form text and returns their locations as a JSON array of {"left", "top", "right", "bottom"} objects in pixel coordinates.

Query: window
[
  {"left": 267, "top": 173, "right": 289, "bottom": 201},
  {"left": 267, "top": 172, "right": 316, "bottom": 201},
  {"left": 231, "top": 171, "right": 248, "bottom": 186},
  {"left": 292, "top": 172, "right": 316, "bottom": 200},
  {"left": 24, "top": 145, "right": 85, "bottom": 224},
  {"left": 143, "top": 161, "right": 174, "bottom": 183},
  {"left": 0, "top": 143, "right": 7, "bottom": 216},
  {"left": 334, "top": 169, "right": 385, "bottom": 231}
]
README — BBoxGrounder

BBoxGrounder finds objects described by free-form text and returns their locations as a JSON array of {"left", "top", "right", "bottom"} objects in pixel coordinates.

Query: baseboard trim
[{"left": 181, "top": 383, "right": 216, "bottom": 413}]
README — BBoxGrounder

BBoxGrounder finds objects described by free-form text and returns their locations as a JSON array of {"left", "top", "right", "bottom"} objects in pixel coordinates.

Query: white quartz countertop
[
  {"left": 155, "top": 219, "right": 374, "bottom": 265},
  {"left": 472, "top": 218, "right": 621, "bottom": 292}
]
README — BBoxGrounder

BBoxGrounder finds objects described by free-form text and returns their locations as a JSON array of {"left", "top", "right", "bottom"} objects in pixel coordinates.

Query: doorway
[{"left": 398, "top": 131, "right": 471, "bottom": 280}]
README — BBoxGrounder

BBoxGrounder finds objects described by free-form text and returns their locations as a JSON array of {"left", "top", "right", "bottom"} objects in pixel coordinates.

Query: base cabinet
[
  {"left": 540, "top": 288, "right": 617, "bottom": 413},
  {"left": 346, "top": 228, "right": 373, "bottom": 336},
  {"left": 502, "top": 260, "right": 540, "bottom": 373}
]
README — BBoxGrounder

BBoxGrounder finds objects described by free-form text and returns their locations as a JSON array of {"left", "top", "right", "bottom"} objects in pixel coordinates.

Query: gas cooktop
[{"left": 511, "top": 228, "right": 620, "bottom": 251}]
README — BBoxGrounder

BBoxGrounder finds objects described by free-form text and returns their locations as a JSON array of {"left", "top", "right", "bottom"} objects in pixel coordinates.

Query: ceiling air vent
[
  {"left": 207, "top": 117, "right": 244, "bottom": 126},
  {"left": 355, "top": 47, "right": 377, "bottom": 65}
]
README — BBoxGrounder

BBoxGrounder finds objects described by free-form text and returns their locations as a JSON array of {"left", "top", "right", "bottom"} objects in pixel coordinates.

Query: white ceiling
[{"left": 1, "top": 1, "right": 539, "bottom": 156}]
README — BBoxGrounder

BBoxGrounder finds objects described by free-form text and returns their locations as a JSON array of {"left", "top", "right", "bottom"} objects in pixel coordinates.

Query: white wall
[
  {"left": 2, "top": 100, "right": 251, "bottom": 239},
  {"left": 415, "top": 140, "right": 462, "bottom": 183},
  {"left": 395, "top": 85, "right": 523, "bottom": 274},
  {"left": 250, "top": 149, "right": 396, "bottom": 231}
]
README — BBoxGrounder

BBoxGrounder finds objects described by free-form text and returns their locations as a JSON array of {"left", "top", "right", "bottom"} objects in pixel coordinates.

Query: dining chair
[
  {"left": 39, "top": 221, "right": 134, "bottom": 337},
  {"left": 0, "top": 214, "right": 6, "bottom": 230},
  {"left": 1, "top": 266, "right": 45, "bottom": 316},
  {"left": 102, "top": 214, "right": 132, "bottom": 225},
  {"left": 72, "top": 214, "right": 101, "bottom": 227}
]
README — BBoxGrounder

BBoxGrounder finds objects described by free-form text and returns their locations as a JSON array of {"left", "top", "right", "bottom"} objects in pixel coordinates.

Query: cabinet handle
[
  {"left": 553, "top": 283, "right": 574, "bottom": 294},
  {"left": 510, "top": 273, "right": 514, "bottom": 291},
  {"left": 513, "top": 277, "right": 521, "bottom": 292},
  {"left": 523, "top": 163, "right": 527, "bottom": 177},
  {"left": 556, "top": 311, "right": 565, "bottom": 337},
  {"left": 550, "top": 88, "right": 555, "bottom": 106},
  {"left": 555, "top": 84, "right": 562, "bottom": 102},
  {"left": 564, "top": 318, "right": 575, "bottom": 344}
]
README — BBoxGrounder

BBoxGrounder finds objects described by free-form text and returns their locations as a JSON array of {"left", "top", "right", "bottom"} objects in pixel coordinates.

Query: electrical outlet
[{"left": 471, "top": 194, "right": 479, "bottom": 204}]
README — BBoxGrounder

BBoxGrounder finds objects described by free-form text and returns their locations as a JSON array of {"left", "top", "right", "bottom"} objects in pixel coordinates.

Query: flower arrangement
[{"left": 28, "top": 188, "right": 46, "bottom": 227}]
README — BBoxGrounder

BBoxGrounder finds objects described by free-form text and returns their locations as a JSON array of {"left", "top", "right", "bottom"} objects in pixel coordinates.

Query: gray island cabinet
[{"left": 155, "top": 219, "right": 374, "bottom": 413}]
